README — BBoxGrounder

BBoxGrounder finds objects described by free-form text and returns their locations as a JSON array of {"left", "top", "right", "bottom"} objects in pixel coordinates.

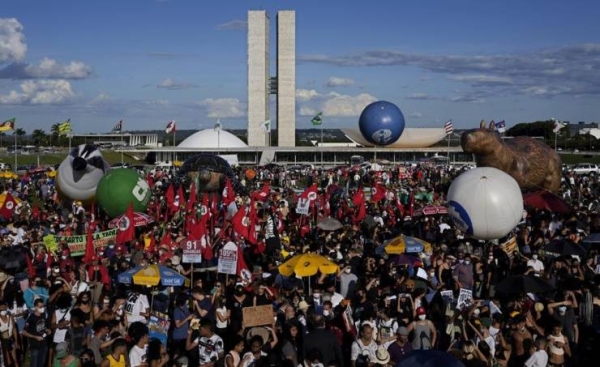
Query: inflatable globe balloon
[
  {"left": 447, "top": 167, "right": 523, "bottom": 240},
  {"left": 358, "top": 101, "right": 405, "bottom": 146},
  {"left": 96, "top": 168, "right": 151, "bottom": 217},
  {"left": 56, "top": 144, "right": 110, "bottom": 204}
]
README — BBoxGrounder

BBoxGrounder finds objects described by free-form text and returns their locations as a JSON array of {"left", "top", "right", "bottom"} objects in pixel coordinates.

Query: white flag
[
  {"left": 261, "top": 119, "right": 271, "bottom": 133},
  {"left": 214, "top": 118, "right": 222, "bottom": 132},
  {"left": 553, "top": 120, "right": 565, "bottom": 134}
]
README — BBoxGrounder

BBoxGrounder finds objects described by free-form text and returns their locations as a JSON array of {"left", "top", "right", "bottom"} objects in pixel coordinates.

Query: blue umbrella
[
  {"left": 117, "top": 266, "right": 142, "bottom": 285},
  {"left": 396, "top": 350, "right": 465, "bottom": 367}
]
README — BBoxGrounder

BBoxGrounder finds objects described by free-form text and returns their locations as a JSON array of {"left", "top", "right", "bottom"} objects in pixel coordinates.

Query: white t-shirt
[
  {"left": 197, "top": 333, "right": 224, "bottom": 365},
  {"left": 129, "top": 344, "right": 147, "bottom": 367},
  {"left": 527, "top": 259, "right": 544, "bottom": 274},
  {"left": 215, "top": 306, "right": 228, "bottom": 329},
  {"left": 240, "top": 351, "right": 268, "bottom": 367},
  {"left": 52, "top": 309, "right": 72, "bottom": 343},
  {"left": 125, "top": 292, "right": 149, "bottom": 324},
  {"left": 524, "top": 350, "right": 548, "bottom": 367}
]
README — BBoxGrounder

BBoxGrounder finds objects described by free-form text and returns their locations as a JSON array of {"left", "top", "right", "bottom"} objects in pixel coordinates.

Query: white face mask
[
  {"left": 418, "top": 314, "right": 426, "bottom": 320},
  {"left": 323, "top": 310, "right": 330, "bottom": 317},
  {"left": 61, "top": 256, "right": 67, "bottom": 260},
  {"left": 313, "top": 293, "right": 321, "bottom": 299},
  {"left": 464, "top": 260, "right": 471, "bottom": 265},
  {"left": 532, "top": 254, "right": 538, "bottom": 260},
  {"left": 37, "top": 307, "right": 45, "bottom": 313},
  {"left": 344, "top": 268, "right": 351, "bottom": 274}
]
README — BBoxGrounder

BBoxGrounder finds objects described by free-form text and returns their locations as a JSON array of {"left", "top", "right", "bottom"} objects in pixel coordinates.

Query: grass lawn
[
  {"left": 0, "top": 151, "right": 141, "bottom": 167},
  {"left": 559, "top": 154, "right": 600, "bottom": 165}
]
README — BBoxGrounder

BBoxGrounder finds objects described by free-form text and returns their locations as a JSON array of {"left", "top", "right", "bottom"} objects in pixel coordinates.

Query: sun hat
[
  {"left": 372, "top": 346, "right": 390, "bottom": 365},
  {"left": 298, "top": 300, "right": 310, "bottom": 311}
]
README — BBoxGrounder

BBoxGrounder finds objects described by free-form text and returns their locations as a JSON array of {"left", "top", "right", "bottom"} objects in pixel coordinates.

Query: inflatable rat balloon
[
  {"left": 461, "top": 121, "right": 561, "bottom": 194},
  {"left": 56, "top": 144, "right": 110, "bottom": 203}
]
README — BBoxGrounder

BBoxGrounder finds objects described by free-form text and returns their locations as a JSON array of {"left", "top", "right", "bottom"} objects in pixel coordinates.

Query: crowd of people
[{"left": 0, "top": 161, "right": 599, "bottom": 367}]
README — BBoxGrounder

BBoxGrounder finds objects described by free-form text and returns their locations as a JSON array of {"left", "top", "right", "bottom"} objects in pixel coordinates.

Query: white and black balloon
[
  {"left": 56, "top": 144, "right": 110, "bottom": 204},
  {"left": 446, "top": 167, "right": 523, "bottom": 240}
]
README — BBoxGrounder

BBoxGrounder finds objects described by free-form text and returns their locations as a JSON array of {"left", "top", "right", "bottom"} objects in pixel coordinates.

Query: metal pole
[
  {"left": 14, "top": 131, "right": 17, "bottom": 171},
  {"left": 218, "top": 130, "right": 220, "bottom": 155},
  {"left": 320, "top": 125, "right": 323, "bottom": 168}
]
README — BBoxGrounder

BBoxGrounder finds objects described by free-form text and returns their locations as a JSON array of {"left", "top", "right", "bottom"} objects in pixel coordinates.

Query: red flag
[
  {"left": 371, "top": 183, "right": 386, "bottom": 203},
  {"left": 83, "top": 227, "right": 95, "bottom": 263},
  {"left": 247, "top": 199, "right": 258, "bottom": 245},
  {"left": 0, "top": 192, "right": 17, "bottom": 219},
  {"left": 26, "top": 254, "right": 35, "bottom": 278},
  {"left": 409, "top": 192, "right": 415, "bottom": 217},
  {"left": 90, "top": 201, "right": 96, "bottom": 223},
  {"left": 146, "top": 174, "right": 154, "bottom": 189},
  {"left": 201, "top": 236, "right": 213, "bottom": 261},
  {"left": 300, "top": 183, "right": 318, "bottom": 202},
  {"left": 160, "top": 230, "right": 172, "bottom": 248},
  {"left": 322, "top": 192, "right": 331, "bottom": 217},
  {"left": 395, "top": 193, "right": 405, "bottom": 217},
  {"left": 352, "top": 189, "right": 364, "bottom": 207},
  {"left": 354, "top": 200, "right": 366, "bottom": 222},
  {"left": 222, "top": 179, "right": 235, "bottom": 206},
  {"left": 236, "top": 245, "right": 252, "bottom": 284},
  {"left": 231, "top": 204, "right": 249, "bottom": 238},
  {"left": 165, "top": 185, "right": 176, "bottom": 214},
  {"left": 252, "top": 182, "right": 270, "bottom": 202},
  {"left": 31, "top": 205, "right": 40, "bottom": 220},
  {"left": 116, "top": 203, "right": 135, "bottom": 244}
]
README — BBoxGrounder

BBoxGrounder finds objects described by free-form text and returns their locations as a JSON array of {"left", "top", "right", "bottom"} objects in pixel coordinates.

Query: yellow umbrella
[
  {"left": 46, "top": 170, "right": 57, "bottom": 178},
  {"left": 381, "top": 235, "right": 432, "bottom": 255},
  {"left": 278, "top": 253, "right": 339, "bottom": 277},
  {"left": 131, "top": 264, "right": 190, "bottom": 287}
]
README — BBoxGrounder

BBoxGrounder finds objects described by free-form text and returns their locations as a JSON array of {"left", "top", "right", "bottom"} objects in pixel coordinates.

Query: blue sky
[{"left": 1, "top": 0, "right": 600, "bottom": 133}]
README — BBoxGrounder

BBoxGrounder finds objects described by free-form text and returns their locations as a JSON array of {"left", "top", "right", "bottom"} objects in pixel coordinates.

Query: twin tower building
[{"left": 247, "top": 10, "right": 296, "bottom": 147}]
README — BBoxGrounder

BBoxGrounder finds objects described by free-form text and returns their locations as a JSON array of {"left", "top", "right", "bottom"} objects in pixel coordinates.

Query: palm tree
[
  {"left": 15, "top": 128, "right": 26, "bottom": 145},
  {"left": 50, "top": 123, "right": 60, "bottom": 146},
  {"left": 31, "top": 129, "right": 46, "bottom": 146},
  {"left": 0, "top": 132, "right": 4, "bottom": 148}
]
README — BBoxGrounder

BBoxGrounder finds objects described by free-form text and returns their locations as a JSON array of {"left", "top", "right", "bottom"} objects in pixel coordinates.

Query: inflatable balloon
[
  {"left": 245, "top": 168, "right": 256, "bottom": 181},
  {"left": 96, "top": 168, "right": 151, "bottom": 217},
  {"left": 447, "top": 167, "right": 523, "bottom": 240},
  {"left": 178, "top": 154, "right": 247, "bottom": 196},
  {"left": 358, "top": 101, "right": 405, "bottom": 146},
  {"left": 56, "top": 144, "right": 110, "bottom": 204},
  {"left": 461, "top": 121, "right": 561, "bottom": 193}
]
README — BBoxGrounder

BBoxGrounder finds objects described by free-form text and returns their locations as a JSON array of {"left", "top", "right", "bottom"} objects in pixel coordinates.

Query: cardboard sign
[
  {"left": 456, "top": 288, "right": 473, "bottom": 310},
  {"left": 218, "top": 242, "right": 238, "bottom": 275},
  {"left": 53, "top": 229, "right": 117, "bottom": 256},
  {"left": 242, "top": 305, "right": 273, "bottom": 327},
  {"left": 296, "top": 197, "right": 310, "bottom": 215},
  {"left": 148, "top": 312, "right": 170, "bottom": 346},
  {"left": 501, "top": 236, "right": 519, "bottom": 258},
  {"left": 43, "top": 235, "right": 58, "bottom": 253},
  {"left": 182, "top": 237, "right": 202, "bottom": 263}
]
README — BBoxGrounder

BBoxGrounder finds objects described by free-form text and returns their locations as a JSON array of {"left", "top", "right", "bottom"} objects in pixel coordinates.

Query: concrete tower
[
  {"left": 276, "top": 11, "right": 296, "bottom": 147},
  {"left": 247, "top": 11, "right": 270, "bottom": 147},
  {"left": 247, "top": 10, "right": 296, "bottom": 147}
]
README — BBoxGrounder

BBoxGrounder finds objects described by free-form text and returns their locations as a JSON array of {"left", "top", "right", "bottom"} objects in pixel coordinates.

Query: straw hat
[
  {"left": 298, "top": 300, "right": 310, "bottom": 311},
  {"left": 372, "top": 346, "right": 390, "bottom": 365}
]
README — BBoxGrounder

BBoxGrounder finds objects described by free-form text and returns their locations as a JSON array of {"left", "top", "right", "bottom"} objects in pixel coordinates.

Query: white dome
[{"left": 178, "top": 129, "right": 248, "bottom": 149}]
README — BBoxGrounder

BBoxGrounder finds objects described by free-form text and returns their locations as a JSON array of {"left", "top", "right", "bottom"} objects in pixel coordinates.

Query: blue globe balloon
[{"left": 358, "top": 100, "right": 405, "bottom": 146}]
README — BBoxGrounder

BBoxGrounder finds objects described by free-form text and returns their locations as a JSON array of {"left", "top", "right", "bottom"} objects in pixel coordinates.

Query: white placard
[
  {"left": 456, "top": 288, "right": 473, "bottom": 310},
  {"left": 218, "top": 241, "right": 238, "bottom": 275}
]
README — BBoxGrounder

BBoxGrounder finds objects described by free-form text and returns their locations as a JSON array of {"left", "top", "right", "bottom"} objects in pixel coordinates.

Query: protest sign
[
  {"left": 52, "top": 229, "right": 117, "bottom": 256},
  {"left": 149, "top": 312, "right": 170, "bottom": 345},
  {"left": 242, "top": 305, "right": 273, "bottom": 327},
  {"left": 441, "top": 290, "right": 454, "bottom": 305},
  {"left": 182, "top": 237, "right": 202, "bottom": 263},
  {"left": 218, "top": 242, "right": 238, "bottom": 275},
  {"left": 456, "top": 288, "right": 473, "bottom": 310}
]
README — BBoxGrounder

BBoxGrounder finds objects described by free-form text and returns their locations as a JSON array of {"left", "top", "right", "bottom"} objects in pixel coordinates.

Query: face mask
[
  {"left": 458, "top": 259, "right": 464, "bottom": 264},
  {"left": 37, "top": 307, "right": 45, "bottom": 313},
  {"left": 464, "top": 260, "right": 471, "bottom": 265},
  {"left": 323, "top": 310, "right": 330, "bottom": 317},
  {"left": 429, "top": 272, "right": 435, "bottom": 277},
  {"left": 418, "top": 314, "right": 426, "bottom": 320},
  {"left": 558, "top": 306, "right": 567, "bottom": 313},
  {"left": 53, "top": 268, "right": 60, "bottom": 274},
  {"left": 235, "top": 289, "right": 244, "bottom": 296},
  {"left": 109, "top": 245, "right": 114, "bottom": 249},
  {"left": 488, "top": 256, "right": 494, "bottom": 261},
  {"left": 532, "top": 254, "right": 538, "bottom": 260},
  {"left": 36, "top": 281, "right": 44, "bottom": 287},
  {"left": 344, "top": 268, "right": 351, "bottom": 274},
  {"left": 313, "top": 293, "right": 321, "bottom": 299},
  {"left": 61, "top": 256, "right": 67, "bottom": 260},
  {"left": 82, "top": 300, "right": 89, "bottom": 304}
]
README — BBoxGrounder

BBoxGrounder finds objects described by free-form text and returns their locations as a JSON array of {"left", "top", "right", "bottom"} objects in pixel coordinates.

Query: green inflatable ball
[{"left": 96, "top": 168, "right": 151, "bottom": 217}]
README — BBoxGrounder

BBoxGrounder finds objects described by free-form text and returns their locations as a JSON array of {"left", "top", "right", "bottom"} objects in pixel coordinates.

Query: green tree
[
  {"left": 31, "top": 129, "right": 47, "bottom": 145},
  {"left": 14, "top": 128, "right": 26, "bottom": 145},
  {"left": 50, "top": 123, "right": 60, "bottom": 146}
]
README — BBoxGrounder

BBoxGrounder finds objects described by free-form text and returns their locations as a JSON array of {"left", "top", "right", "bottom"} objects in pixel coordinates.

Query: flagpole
[
  {"left": 120, "top": 130, "right": 124, "bottom": 165},
  {"left": 14, "top": 130, "right": 17, "bottom": 171},
  {"left": 320, "top": 124, "right": 323, "bottom": 168},
  {"left": 447, "top": 133, "right": 451, "bottom": 163},
  {"left": 174, "top": 129, "right": 177, "bottom": 162}
]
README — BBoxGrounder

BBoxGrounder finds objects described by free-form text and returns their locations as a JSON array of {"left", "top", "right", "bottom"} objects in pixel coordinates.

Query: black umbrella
[
  {"left": 396, "top": 349, "right": 465, "bottom": 367},
  {"left": 544, "top": 240, "right": 587, "bottom": 257},
  {"left": 496, "top": 275, "right": 555, "bottom": 294}
]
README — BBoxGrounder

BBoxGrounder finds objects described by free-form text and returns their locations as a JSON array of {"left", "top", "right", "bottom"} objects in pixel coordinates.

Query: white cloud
[
  {"left": 0, "top": 18, "right": 27, "bottom": 62},
  {"left": 0, "top": 79, "right": 75, "bottom": 105},
  {"left": 405, "top": 93, "right": 433, "bottom": 100},
  {"left": 23, "top": 57, "right": 91, "bottom": 79},
  {"left": 157, "top": 78, "right": 197, "bottom": 90},
  {"left": 143, "top": 99, "right": 169, "bottom": 107},
  {"left": 197, "top": 98, "right": 246, "bottom": 118},
  {"left": 90, "top": 92, "right": 112, "bottom": 105},
  {"left": 409, "top": 112, "right": 423, "bottom": 118},
  {"left": 215, "top": 20, "right": 247, "bottom": 31},
  {"left": 297, "top": 89, "right": 377, "bottom": 117},
  {"left": 447, "top": 74, "right": 513, "bottom": 85},
  {"left": 326, "top": 77, "right": 354, "bottom": 87},
  {"left": 296, "top": 89, "right": 320, "bottom": 102}
]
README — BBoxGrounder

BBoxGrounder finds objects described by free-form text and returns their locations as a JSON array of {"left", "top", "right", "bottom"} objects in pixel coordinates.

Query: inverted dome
[{"left": 178, "top": 129, "right": 248, "bottom": 149}]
